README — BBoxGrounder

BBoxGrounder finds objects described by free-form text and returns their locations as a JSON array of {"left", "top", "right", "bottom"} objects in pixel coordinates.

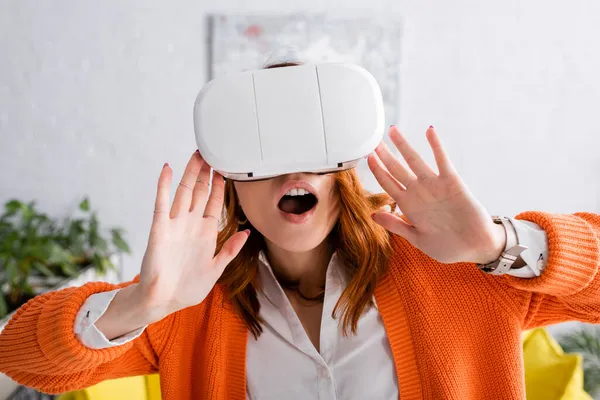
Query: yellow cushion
[{"left": 522, "top": 328, "right": 593, "bottom": 400}]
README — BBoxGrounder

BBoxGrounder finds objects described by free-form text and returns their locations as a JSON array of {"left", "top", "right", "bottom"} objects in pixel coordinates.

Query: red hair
[{"left": 216, "top": 62, "right": 395, "bottom": 337}]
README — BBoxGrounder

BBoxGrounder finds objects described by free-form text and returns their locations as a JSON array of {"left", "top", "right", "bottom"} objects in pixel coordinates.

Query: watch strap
[{"left": 477, "top": 216, "right": 528, "bottom": 275}]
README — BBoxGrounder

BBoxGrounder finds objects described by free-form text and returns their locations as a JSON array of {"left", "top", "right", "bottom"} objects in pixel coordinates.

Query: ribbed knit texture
[{"left": 1, "top": 211, "right": 598, "bottom": 399}]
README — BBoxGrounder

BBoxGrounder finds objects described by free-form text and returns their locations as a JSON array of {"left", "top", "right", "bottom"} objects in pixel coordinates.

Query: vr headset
[{"left": 193, "top": 63, "right": 384, "bottom": 181}]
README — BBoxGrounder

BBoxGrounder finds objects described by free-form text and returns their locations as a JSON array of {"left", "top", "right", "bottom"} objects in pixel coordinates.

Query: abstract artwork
[{"left": 209, "top": 14, "right": 402, "bottom": 126}]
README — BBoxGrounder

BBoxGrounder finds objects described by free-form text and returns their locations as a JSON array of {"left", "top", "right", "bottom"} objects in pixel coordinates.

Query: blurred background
[{"left": 1, "top": 0, "right": 599, "bottom": 399}]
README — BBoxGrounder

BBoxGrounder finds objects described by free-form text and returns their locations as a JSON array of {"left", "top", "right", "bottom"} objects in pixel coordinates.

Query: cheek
[
  {"left": 322, "top": 178, "right": 341, "bottom": 218},
  {"left": 234, "top": 182, "right": 271, "bottom": 215}
]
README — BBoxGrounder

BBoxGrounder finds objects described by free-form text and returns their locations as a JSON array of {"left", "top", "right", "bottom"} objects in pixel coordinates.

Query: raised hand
[
  {"left": 96, "top": 151, "right": 249, "bottom": 338},
  {"left": 137, "top": 150, "right": 250, "bottom": 317},
  {"left": 368, "top": 126, "right": 506, "bottom": 265}
]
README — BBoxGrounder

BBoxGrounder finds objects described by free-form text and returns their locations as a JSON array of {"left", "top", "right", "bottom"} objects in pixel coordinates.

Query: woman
[{"left": 0, "top": 66, "right": 599, "bottom": 400}]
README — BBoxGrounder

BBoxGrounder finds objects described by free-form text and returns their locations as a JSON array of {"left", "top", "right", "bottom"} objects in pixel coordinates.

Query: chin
[
  {"left": 259, "top": 221, "right": 335, "bottom": 253},
  {"left": 268, "top": 236, "right": 327, "bottom": 253}
]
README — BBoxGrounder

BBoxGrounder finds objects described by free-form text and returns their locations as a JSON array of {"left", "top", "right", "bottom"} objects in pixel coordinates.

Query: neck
[{"left": 263, "top": 238, "right": 334, "bottom": 293}]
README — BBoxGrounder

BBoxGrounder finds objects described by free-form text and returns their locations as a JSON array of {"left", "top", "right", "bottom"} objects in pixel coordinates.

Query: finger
[
  {"left": 374, "top": 140, "right": 417, "bottom": 187},
  {"left": 202, "top": 171, "right": 225, "bottom": 226},
  {"left": 371, "top": 212, "right": 417, "bottom": 243},
  {"left": 190, "top": 159, "right": 211, "bottom": 213},
  {"left": 171, "top": 150, "right": 202, "bottom": 218},
  {"left": 213, "top": 230, "right": 251, "bottom": 272},
  {"left": 426, "top": 126, "right": 457, "bottom": 177},
  {"left": 152, "top": 163, "right": 172, "bottom": 227},
  {"left": 367, "top": 152, "right": 407, "bottom": 199},
  {"left": 389, "top": 125, "right": 436, "bottom": 178}
]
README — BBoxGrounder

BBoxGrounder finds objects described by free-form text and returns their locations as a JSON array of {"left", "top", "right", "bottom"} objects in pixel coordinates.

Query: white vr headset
[{"left": 193, "top": 63, "right": 385, "bottom": 181}]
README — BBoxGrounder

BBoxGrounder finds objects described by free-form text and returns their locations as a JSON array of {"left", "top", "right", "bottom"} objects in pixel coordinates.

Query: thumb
[
  {"left": 213, "top": 230, "right": 251, "bottom": 272},
  {"left": 372, "top": 212, "right": 417, "bottom": 243}
]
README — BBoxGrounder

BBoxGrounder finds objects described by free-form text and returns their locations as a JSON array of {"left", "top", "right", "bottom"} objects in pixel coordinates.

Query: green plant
[
  {"left": 0, "top": 198, "right": 130, "bottom": 318},
  {"left": 558, "top": 324, "right": 600, "bottom": 397}
]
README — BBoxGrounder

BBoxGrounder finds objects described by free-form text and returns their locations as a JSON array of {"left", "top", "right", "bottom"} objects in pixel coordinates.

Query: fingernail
[
  {"left": 244, "top": 229, "right": 251, "bottom": 236},
  {"left": 195, "top": 149, "right": 200, "bottom": 154},
  {"left": 390, "top": 124, "right": 395, "bottom": 129},
  {"left": 429, "top": 125, "right": 434, "bottom": 129},
  {"left": 163, "top": 162, "right": 169, "bottom": 168}
]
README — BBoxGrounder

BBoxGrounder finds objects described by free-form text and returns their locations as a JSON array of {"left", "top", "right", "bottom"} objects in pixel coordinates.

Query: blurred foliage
[
  {"left": 558, "top": 325, "right": 600, "bottom": 397},
  {"left": 0, "top": 198, "right": 130, "bottom": 318}
]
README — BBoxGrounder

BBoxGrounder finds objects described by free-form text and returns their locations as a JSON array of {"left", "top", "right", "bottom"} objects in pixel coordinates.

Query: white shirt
[{"left": 74, "top": 218, "right": 548, "bottom": 399}]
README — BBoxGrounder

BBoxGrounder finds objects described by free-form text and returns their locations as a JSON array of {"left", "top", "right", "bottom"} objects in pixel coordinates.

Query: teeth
[{"left": 285, "top": 188, "right": 310, "bottom": 196}]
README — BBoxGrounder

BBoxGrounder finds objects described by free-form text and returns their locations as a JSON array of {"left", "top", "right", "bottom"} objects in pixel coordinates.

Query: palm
[
  {"left": 138, "top": 153, "right": 249, "bottom": 317},
  {"left": 368, "top": 126, "right": 501, "bottom": 264},
  {"left": 142, "top": 221, "right": 216, "bottom": 311}
]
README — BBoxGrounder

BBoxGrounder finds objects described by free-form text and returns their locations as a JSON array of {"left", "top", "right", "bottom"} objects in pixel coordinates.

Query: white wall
[{"left": 1, "top": 0, "right": 599, "bottom": 284}]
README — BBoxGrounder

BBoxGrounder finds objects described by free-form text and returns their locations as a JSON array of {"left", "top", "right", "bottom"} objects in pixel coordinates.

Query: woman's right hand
[{"left": 96, "top": 151, "right": 250, "bottom": 339}]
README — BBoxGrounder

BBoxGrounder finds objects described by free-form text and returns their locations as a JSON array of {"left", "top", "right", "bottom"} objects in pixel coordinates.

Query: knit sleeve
[
  {"left": 0, "top": 279, "right": 161, "bottom": 394},
  {"left": 499, "top": 211, "right": 600, "bottom": 329}
]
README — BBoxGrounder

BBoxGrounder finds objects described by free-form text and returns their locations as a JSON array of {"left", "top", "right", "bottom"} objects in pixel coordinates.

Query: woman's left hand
[{"left": 368, "top": 125, "right": 506, "bottom": 265}]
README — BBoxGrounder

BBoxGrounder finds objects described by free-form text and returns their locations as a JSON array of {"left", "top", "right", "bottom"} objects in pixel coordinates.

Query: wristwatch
[{"left": 476, "top": 216, "right": 528, "bottom": 275}]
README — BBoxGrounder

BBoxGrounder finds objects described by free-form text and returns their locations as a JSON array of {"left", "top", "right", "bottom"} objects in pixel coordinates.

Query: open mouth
[{"left": 277, "top": 188, "right": 318, "bottom": 215}]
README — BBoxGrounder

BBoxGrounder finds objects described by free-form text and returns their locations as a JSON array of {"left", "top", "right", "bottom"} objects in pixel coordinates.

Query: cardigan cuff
[
  {"left": 501, "top": 211, "right": 599, "bottom": 299},
  {"left": 37, "top": 281, "right": 136, "bottom": 373}
]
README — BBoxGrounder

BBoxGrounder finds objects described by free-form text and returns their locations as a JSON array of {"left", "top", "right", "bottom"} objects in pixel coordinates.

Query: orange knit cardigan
[{"left": 1, "top": 211, "right": 599, "bottom": 399}]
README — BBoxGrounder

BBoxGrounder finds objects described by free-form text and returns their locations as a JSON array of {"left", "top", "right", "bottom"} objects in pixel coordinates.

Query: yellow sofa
[
  {"left": 58, "top": 328, "right": 592, "bottom": 400},
  {"left": 57, "top": 374, "right": 161, "bottom": 400}
]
